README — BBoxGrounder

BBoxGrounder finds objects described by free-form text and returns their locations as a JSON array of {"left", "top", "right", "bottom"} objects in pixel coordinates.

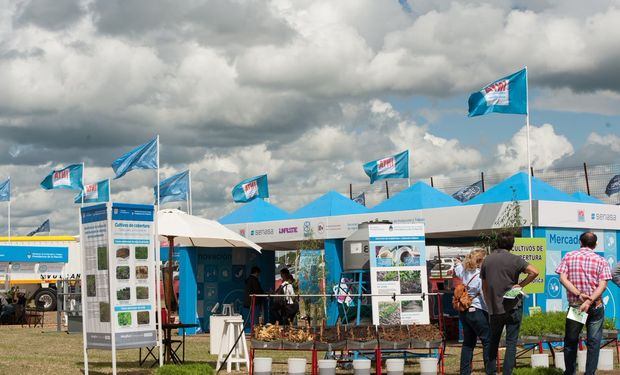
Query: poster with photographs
[
  {"left": 369, "top": 223, "right": 429, "bottom": 325},
  {"left": 80, "top": 203, "right": 113, "bottom": 349},
  {"left": 80, "top": 202, "right": 157, "bottom": 350},
  {"left": 109, "top": 203, "right": 157, "bottom": 348}
]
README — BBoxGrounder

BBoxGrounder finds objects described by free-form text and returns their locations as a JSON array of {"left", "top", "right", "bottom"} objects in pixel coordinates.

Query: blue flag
[
  {"left": 40, "top": 164, "right": 83, "bottom": 190},
  {"left": 605, "top": 174, "right": 620, "bottom": 196},
  {"left": 74, "top": 179, "right": 110, "bottom": 204},
  {"left": 468, "top": 68, "right": 527, "bottom": 117},
  {"left": 452, "top": 180, "right": 483, "bottom": 202},
  {"left": 363, "top": 150, "right": 409, "bottom": 184},
  {"left": 353, "top": 192, "right": 366, "bottom": 207},
  {"left": 156, "top": 170, "right": 190, "bottom": 204},
  {"left": 0, "top": 178, "right": 10, "bottom": 202},
  {"left": 27, "top": 219, "right": 50, "bottom": 236},
  {"left": 111, "top": 137, "right": 158, "bottom": 179},
  {"left": 232, "top": 174, "right": 269, "bottom": 203}
]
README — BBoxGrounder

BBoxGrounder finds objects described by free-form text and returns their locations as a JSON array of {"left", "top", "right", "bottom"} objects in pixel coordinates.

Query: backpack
[{"left": 452, "top": 273, "right": 479, "bottom": 312}]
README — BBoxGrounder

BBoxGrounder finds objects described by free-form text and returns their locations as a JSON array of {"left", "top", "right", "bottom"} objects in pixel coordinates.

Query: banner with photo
[
  {"left": 81, "top": 202, "right": 157, "bottom": 350},
  {"left": 368, "top": 223, "right": 429, "bottom": 325}
]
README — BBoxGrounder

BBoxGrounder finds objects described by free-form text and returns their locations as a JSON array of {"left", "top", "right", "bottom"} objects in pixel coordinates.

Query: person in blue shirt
[{"left": 454, "top": 249, "right": 490, "bottom": 375}]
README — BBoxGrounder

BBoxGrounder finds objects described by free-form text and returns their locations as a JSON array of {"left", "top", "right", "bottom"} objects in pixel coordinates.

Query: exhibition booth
[{"left": 174, "top": 172, "right": 620, "bottom": 333}]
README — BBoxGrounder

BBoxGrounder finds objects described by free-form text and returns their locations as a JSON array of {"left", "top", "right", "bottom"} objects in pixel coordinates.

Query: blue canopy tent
[
  {"left": 571, "top": 191, "right": 604, "bottom": 204},
  {"left": 370, "top": 181, "right": 461, "bottom": 212},
  {"left": 219, "top": 198, "right": 291, "bottom": 224},
  {"left": 465, "top": 172, "right": 580, "bottom": 205},
  {"left": 290, "top": 190, "right": 369, "bottom": 218}
]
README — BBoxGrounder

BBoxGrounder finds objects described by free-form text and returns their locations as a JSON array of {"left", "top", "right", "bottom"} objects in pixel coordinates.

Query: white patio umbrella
[{"left": 157, "top": 209, "right": 261, "bottom": 319}]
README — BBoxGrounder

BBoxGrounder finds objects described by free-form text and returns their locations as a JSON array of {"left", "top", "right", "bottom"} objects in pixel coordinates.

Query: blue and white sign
[{"left": 0, "top": 246, "right": 68, "bottom": 263}]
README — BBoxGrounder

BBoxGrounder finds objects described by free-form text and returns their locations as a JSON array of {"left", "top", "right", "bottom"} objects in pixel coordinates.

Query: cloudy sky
[{"left": 1, "top": 0, "right": 620, "bottom": 234}]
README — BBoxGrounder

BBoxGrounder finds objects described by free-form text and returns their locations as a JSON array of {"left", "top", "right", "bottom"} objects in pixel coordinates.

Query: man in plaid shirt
[{"left": 555, "top": 232, "right": 612, "bottom": 375}]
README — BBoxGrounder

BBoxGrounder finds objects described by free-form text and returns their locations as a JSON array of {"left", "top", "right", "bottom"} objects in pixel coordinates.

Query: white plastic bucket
[
  {"left": 554, "top": 352, "right": 565, "bottom": 371},
  {"left": 419, "top": 357, "right": 438, "bottom": 375},
  {"left": 598, "top": 348, "right": 614, "bottom": 371},
  {"left": 531, "top": 353, "right": 549, "bottom": 368},
  {"left": 578, "top": 350, "right": 587, "bottom": 372},
  {"left": 353, "top": 359, "right": 372, "bottom": 375},
  {"left": 386, "top": 358, "right": 405, "bottom": 375},
  {"left": 254, "top": 357, "right": 272, "bottom": 375},
  {"left": 318, "top": 359, "right": 337, "bottom": 375},
  {"left": 288, "top": 358, "right": 306, "bottom": 375}
]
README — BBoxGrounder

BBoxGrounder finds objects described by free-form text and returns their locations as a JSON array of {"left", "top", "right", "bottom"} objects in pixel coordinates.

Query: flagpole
[
  {"left": 155, "top": 135, "right": 164, "bottom": 367},
  {"left": 188, "top": 170, "right": 193, "bottom": 215},
  {"left": 524, "top": 67, "right": 534, "bottom": 238},
  {"left": 7, "top": 177, "right": 10, "bottom": 244},
  {"left": 524, "top": 66, "right": 536, "bottom": 308},
  {"left": 81, "top": 163, "right": 85, "bottom": 208}
]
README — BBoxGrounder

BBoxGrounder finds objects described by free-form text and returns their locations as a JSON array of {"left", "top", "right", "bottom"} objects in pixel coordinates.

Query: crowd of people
[{"left": 455, "top": 231, "right": 619, "bottom": 375}]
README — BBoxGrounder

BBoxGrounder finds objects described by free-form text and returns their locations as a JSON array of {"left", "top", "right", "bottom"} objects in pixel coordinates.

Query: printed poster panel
[
  {"left": 297, "top": 249, "right": 324, "bottom": 306},
  {"left": 369, "top": 223, "right": 429, "bottom": 325},
  {"left": 81, "top": 203, "right": 112, "bottom": 349},
  {"left": 512, "top": 238, "right": 546, "bottom": 294},
  {"left": 110, "top": 203, "right": 157, "bottom": 349}
]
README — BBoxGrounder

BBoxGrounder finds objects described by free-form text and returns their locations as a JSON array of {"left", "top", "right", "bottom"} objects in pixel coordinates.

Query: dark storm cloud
[
  {"left": 536, "top": 58, "right": 620, "bottom": 94},
  {"left": 90, "top": 0, "right": 293, "bottom": 47},
  {"left": 15, "top": 0, "right": 85, "bottom": 31}
]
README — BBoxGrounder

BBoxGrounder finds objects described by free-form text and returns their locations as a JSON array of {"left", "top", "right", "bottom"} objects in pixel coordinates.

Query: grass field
[{"left": 1, "top": 325, "right": 619, "bottom": 374}]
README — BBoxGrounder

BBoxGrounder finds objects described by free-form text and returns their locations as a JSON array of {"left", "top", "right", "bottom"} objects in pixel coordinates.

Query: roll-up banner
[{"left": 81, "top": 202, "right": 157, "bottom": 350}]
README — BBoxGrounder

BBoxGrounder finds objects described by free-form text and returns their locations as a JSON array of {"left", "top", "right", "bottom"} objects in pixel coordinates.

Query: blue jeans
[
  {"left": 563, "top": 304, "right": 605, "bottom": 375},
  {"left": 459, "top": 308, "right": 491, "bottom": 375},
  {"left": 488, "top": 305, "right": 523, "bottom": 375}
]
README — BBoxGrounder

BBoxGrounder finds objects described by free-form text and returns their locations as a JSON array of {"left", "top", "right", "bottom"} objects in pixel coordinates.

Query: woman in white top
[
  {"left": 270, "top": 268, "right": 299, "bottom": 325},
  {"left": 454, "top": 249, "right": 490, "bottom": 375}
]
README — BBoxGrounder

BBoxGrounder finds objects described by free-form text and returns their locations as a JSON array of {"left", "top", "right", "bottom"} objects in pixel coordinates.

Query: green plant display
[
  {"left": 116, "top": 287, "right": 130, "bottom": 301},
  {"left": 86, "top": 275, "right": 96, "bottom": 297},
  {"left": 135, "top": 246, "right": 148, "bottom": 260},
  {"left": 513, "top": 367, "right": 563, "bottom": 375},
  {"left": 97, "top": 246, "right": 108, "bottom": 270},
  {"left": 136, "top": 286, "right": 149, "bottom": 300},
  {"left": 117, "top": 312, "right": 132, "bottom": 327},
  {"left": 377, "top": 271, "right": 398, "bottom": 281},
  {"left": 155, "top": 364, "right": 214, "bottom": 375},
  {"left": 520, "top": 311, "right": 617, "bottom": 336},
  {"left": 116, "top": 266, "right": 130, "bottom": 279},
  {"left": 379, "top": 301, "right": 400, "bottom": 325}
]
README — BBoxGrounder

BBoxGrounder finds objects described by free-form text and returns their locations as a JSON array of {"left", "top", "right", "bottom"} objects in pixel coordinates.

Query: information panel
[
  {"left": 512, "top": 237, "right": 546, "bottom": 294},
  {"left": 81, "top": 203, "right": 112, "bottom": 349},
  {"left": 369, "top": 223, "right": 429, "bottom": 325},
  {"left": 81, "top": 202, "right": 157, "bottom": 349}
]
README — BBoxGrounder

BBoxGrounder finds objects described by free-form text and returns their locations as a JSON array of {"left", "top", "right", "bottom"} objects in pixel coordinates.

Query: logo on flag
[
  {"left": 231, "top": 174, "right": 269, "bottom": 203},
  {"left": 52, "top": 169, "right": 71, "bottom": 187},
  {"left": 74, "top": 179, "right": 109, "bottom": 204},
  {"left": 363, "top": 150, "right": 409, "bottom": 184},
  {"left": 243, "top": 180, "right": 259, "bottom": 199},
  {"left": 468, "top": 68, "right": 527, "bottom": 117},
  {"left": 84, "top": 183, "right": 99, "bottom": 200},
  {"left": 377, "top": 157, "right": 396, "bottom": 175},
  {"left": 483, "top": 80, "right": 509, "bottom": 106},
  {"left": 41, "top": 164, "right": 83, "bottom": 191}
]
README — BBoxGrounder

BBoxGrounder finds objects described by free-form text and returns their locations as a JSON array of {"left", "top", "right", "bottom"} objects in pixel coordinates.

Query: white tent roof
[{"left": 157, "top": 209, "right": 261, "bottom": 252}]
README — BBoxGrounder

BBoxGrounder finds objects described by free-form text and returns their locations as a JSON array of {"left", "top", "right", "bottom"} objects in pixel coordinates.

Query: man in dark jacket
[
  {"left": 244, "top": 266, "right": 264, "bottom": 323},
  {"left": 481, "top": 232, "right": 539, "bottom": 375}
]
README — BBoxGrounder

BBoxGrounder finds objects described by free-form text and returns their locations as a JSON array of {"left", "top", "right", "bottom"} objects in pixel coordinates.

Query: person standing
[
  {"left": 454, "top": 249, "right": 490, "bottom": 375},
  {"left": 481, "top": 232, "right": 539, "bottom": 375},
  {"left": 556, "top": 232, "right": 611, "bottom": 375},
  {"left": 244, "top": 266, "right": 265, "bottom": 324},
  {"left": 612, "top": 261, "right": 620, "bottom": 288}
]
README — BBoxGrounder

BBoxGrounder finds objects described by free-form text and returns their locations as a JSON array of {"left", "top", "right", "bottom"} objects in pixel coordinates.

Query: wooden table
[{"left": 162, "top": 323, "right": 199, "bottom": 364}]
